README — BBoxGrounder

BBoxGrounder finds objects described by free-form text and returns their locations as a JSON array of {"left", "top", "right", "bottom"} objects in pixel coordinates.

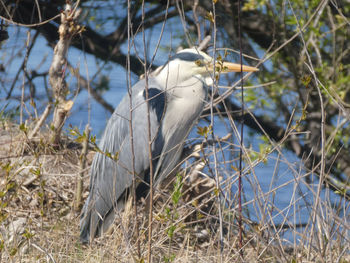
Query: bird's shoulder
[{"left": 112, "top": 78, "right": 166, "bottom": 118}]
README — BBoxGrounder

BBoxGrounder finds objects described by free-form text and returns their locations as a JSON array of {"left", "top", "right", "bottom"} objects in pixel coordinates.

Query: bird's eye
[{"left": 195, "top": 59, "right": 203, "bottom": 66}]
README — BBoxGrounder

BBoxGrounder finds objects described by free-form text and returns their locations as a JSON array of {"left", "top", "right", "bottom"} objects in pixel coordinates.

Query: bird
[{"left": 80, "top": 47, "right": 258, "bottom": 243}]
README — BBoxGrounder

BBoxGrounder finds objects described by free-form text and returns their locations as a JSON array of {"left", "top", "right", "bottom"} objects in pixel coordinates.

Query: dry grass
[{"left": 0, "top": 120, "right": 349, "bottom": 262}]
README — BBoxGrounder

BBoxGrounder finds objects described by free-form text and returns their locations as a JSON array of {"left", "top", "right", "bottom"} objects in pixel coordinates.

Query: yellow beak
[{"left": 212, "top": 61, "right": 259, "bottom": 72}]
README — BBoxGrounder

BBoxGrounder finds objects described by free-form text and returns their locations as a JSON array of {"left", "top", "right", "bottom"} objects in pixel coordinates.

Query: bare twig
[
  {"left": 6, "top": 31, "right": 39, "bottom": 100},
  {"left": 74, "top": 124, "right": 90, "bottom": 211},
  {"left": 175, "top": 0, "right": 192, "bottom": 47},
  {"left": 31, "top": 243, "right": 56, "bottom": 263},
  {"left": 126, "top": 0, "right": 141, "bottom": 259},
  {"left": 210, "top": 2, "right": 224, "bottom": 261},
  {"left": 28, "top": 103, "right": 52, "bottom": 140},
  {"left": 68, "top": 62, "right": 114, "bottom": 113},
  {"left": 237, "top": 0, "right": 245, "bottom": 257},
  {"left": 0, "top": 14, "right": 60, "bottom": 28},
  {"left": 198, "top": 35, "right": 211, "bottom": 51},
  {"left": 192, "top": 0, "right": 201, "bottom": 43},
  {"left": 285, "top": 0, "right": 328, "bottom": 258}
]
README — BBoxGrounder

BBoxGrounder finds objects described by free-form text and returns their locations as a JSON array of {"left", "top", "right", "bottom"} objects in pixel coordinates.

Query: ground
[{"left": 0, "top": 121, "right": 349, "bottom": 262}]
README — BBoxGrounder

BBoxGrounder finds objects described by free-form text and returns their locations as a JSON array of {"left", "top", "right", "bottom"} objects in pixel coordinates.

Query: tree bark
[{"left": 49, "top": 3, "right": 82, "bottom": 145}]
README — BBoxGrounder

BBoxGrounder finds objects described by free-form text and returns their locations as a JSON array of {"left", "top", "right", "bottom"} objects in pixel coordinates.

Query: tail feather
[
  {"left": 80, "top": 197, "right": 93, "bottom": 243},
  {"left": 80, "top": 196, "right": 122, "bottom": 243},
  {"left": 80, "top": 197, "right": 104, "bottom": 243}
]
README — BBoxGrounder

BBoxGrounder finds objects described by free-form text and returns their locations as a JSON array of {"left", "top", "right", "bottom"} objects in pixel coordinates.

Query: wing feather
[{"left": 80, "top": 79, "right": 166, "bottom": 242}]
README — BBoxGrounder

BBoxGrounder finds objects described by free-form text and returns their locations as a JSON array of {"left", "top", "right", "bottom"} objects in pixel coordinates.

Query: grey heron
[{"left": 80, "top": 48, "right": 258, "bottom": 243}]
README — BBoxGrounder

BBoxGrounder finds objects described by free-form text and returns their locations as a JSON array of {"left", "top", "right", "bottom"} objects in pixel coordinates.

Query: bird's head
[{"left": 156, "top": 48, "right": 258, "bottom": 87}]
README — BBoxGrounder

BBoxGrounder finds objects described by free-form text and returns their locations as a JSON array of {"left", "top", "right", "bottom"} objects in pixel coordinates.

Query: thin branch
[
  {"left": 237, "top": 0, "right": 245, "bottom": 257},
  {"left": 210, "top": 1, "right": 224, "bottom": 260},
  {"left": 0, "top": 14, "right": 60, "bottom": 28},
  {"left": 127, "top": 0, "right": 141, "bottom": 259},
  {"left": 140, "top": 1, "right": 154, "bottom": 262},
  {"left": 74, "top": 125, "right": 90, "bottom": 212},
  {"left": 28, "top": 103, "right": 52, "bottom": 140},
  {"left": 31, "top": 243, "right": 56, "bottom": 263}
]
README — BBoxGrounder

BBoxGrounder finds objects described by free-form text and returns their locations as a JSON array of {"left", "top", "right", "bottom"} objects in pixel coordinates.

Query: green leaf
[
  {"left": 167, "top": 225, "right": 176, "bottom": 238},
  {"left": 19, "top": 123, "right": 27, "bottom": 133},
  {"left": 10, "top": 247, "right": 17, "bottom": 256},
  {"left": 205, "top": 11, "right": 214, "bottom": 23},
  {"left": 22, "top": 229, "right": 35, "bottom": 239},
  {"left": 301, "top": 74, "right": 312, "bottom": 86},
  {"left": 196, "top": 125, "right": 212, "bottom": 139},
  {"left": 172, "top": 174, "right": 183, "bottom": 205},
  {"left": 113, "top": 152, "right": 119, "bottom": 161}
]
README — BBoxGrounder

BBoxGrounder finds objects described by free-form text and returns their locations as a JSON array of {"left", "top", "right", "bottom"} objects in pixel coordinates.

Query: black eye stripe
[{"left": 169, "top": 52, "right": 205, "bottom": 62}]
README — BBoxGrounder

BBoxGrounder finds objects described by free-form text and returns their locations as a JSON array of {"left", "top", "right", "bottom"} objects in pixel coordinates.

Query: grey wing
[
  {"left": 154, "top": 109, "right": 202, "bottom": 186},
  {"left": 80, "top": 79, "right": 166, "bottom": 243}
]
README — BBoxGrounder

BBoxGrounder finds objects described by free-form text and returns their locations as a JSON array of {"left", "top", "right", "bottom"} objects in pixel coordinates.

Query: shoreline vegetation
[{"left": 0, "top": 121, "right": 349, "bottom": 262}]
